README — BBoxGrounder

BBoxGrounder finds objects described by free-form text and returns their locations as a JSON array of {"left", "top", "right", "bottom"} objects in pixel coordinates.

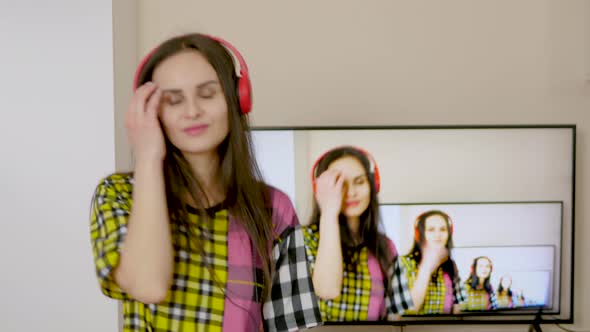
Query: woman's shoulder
[
  {"left": 399, "top": 252, "right": 417, "bottom": 266},
  {"left": 462, "top": 279, "right": 473, "bottom": 290},
  {"left": 379, "top": 233, "right": 399, "bottom": 257},
  {"left": 302, "top": 222, "right": 319, "bottom": 234},
  {"left": 301, "top": 222, "right": 319, "bottom": 251},
  {"left": 263, "top": 184, "right": 300, "bottom": 233},
  {"left": 93, "top": 172, "right": 134, "bottom": 197},
  {"left": 264, "top": 185, "right": 292, "bottom": 208}
]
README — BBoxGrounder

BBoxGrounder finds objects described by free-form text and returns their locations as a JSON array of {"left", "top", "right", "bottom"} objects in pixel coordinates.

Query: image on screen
[
  {"left": 380, "top": 202, "right": 561, "bottom": 316},
  {"left": 249, "top": 126, "right": 574, "bottom": 324}
]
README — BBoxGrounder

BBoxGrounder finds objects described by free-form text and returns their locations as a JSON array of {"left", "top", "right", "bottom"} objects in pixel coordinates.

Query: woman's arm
[
  {"left": 309, "top": 169, "right": 345, "bottom": 300},
  {"left": 311, "top": 211, "right": 343, "bottom": 300},
  {"left": 409, "top": 245, "right": 449, "bottom": 311},
  {"left": 113, "top": 83, "right": 173, "bottom": 304},
  {"left": 408, "top": 266, "right": 433, "bottom": 311},
  {"left": 113, "top": 160, "right": 173, "bottom": 304}
]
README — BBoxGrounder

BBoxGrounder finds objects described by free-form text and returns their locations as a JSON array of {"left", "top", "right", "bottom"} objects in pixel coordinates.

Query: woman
[
  {"left": 89, "top": 33, "right": 321, "bottom": 332},
  {"left": 302, "top": 146, "right": 413, "bottom": 321},
  {"left": 461, "top": 256, "right": 498, "bottom": 311},
  {"left": 496, "top": 275, "right": 518, "bottom": 309},
  {"left": 399, "top": 210, "right": 464, "bottom": 315}
]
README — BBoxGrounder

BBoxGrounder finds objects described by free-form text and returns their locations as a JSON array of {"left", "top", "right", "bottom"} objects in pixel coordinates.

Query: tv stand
[{"left": 528, "top": 309, "right": 543, "bottom": 332}]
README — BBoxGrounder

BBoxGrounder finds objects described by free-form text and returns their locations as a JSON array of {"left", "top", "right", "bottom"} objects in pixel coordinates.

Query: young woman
[
  {"left": 461, "top": 256, "right": 498, "bottom": 311},
  {"left": 399, "top": 210, "right": 464, "bottom": 315},
  {"left": 496, "top": 275, "right": 518, "bottom": 309},
  {"left": 302, "top": 146, "right": 413, "bottom": 321},
  {"left": 89, "top": 33, "right": 321, "bottom": 332}
]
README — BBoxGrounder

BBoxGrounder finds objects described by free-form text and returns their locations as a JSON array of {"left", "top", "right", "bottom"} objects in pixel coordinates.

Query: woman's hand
[
  {"left": 314, "top": 169, "right": 345, "bottom": 218},
  {"left": 125, "top": 82, "right": 166, "bottom": 163},
  {"left": 420, "top": 243, "right": 449, "bottom": 273}
]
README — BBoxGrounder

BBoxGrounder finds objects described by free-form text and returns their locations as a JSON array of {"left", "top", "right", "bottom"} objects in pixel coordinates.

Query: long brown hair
[
  {"left": 309, "top": 146, "right": 394, "bottom": 294},
  {"left": 133, "top": 34, "right": 274, "bottom": 300}
]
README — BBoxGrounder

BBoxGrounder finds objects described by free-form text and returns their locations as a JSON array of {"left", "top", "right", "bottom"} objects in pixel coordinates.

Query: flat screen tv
[{"left": 250, "top": 125, "right": 575, "bottom": 326}]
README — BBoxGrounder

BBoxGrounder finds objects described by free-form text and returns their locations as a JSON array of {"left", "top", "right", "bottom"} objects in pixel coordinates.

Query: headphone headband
[{"left": 132, "top": 33, "right": 252, "bottom": 114}]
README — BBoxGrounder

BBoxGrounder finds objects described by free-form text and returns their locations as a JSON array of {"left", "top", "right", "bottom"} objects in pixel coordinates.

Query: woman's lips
[{"left": 183, "top": 124, "right": 209, "bottom": 136}]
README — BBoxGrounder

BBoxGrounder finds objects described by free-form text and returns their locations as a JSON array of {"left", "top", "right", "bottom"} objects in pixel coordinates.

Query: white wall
[{"left": 0, "top": 1, "right": 119, "bottom": 331}]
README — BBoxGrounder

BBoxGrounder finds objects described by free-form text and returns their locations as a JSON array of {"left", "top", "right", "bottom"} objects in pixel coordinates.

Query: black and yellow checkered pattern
[
  {"left": 302, "top": 223, "right": 413, "bottom": 321},
  {"left": 460, "top": 281, "right": 498, "bottom": 311},
  {"left": 399, "top": 254, "right": 463, "bottom": 315},
  {"left": 90, "top": 174, "right": 322, "bottom": 331}
]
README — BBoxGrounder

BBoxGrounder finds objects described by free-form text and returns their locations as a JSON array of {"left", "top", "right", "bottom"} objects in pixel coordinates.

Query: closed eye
[
  {"left": 353, "top": 175, "right": 368, "bottom": 185},
  {"left": 198, "top": 87, "right": 217, "bottom": 99},
  {"left": 162, "top": 92, "right": 184, "bottom": 106}
]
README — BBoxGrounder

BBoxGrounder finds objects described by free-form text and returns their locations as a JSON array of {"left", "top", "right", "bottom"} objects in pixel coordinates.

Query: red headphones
[
  {"left": 413, "top": 210, "right": 454, "bottom": 242},
  {"left": 132, "top": 34, "right": 253, "bottom": 114},
  {"left": 310, "top": 146, "right": 381, "bottom": 193}
]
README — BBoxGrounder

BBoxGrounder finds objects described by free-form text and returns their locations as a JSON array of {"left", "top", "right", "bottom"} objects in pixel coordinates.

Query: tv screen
[
  {"left": 380, "top": 202, "right": 561, "bottom": 316},
  {"left": 250, "top": 125, "right": 575, "bottom": 325}
]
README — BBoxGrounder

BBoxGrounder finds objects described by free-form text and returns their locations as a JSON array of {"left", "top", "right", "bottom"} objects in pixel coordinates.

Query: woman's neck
[
  {"left": 478, "top": 279, "right": 485, "bottom": 289},
  {"left": 346, "top": 217, "right": 362, "bottom": 245},
  {"left": 183, "top": 151, "right": 224, "bottom": 206}
]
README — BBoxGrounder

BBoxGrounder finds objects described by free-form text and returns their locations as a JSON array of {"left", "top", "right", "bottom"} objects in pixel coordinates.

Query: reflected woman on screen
[
  {"left": 302, "top": 146, "right": 413, "bottom": 321},
  {"left": 496, "top": 275, "right": 519, "bottom": 309},
  {"left": 89, "top": 33, "right": 321, "bottom": 332},
  {"left": 461, "top": 256, "right": 498, "bottom": 311},
  {"left": 399, "top": 210, "right": 464, "bottom": 315}
]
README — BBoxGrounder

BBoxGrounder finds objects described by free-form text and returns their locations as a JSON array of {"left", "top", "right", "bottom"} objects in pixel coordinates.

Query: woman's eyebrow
[
  {"left": 196, "top": 80, "right": 219, "bottom": 88},
  {"left": 160, "top": 80, "right": 219, "bottom": 94},
  {"left": 160, "top": 88, "right": 182, "bottom": 95}
]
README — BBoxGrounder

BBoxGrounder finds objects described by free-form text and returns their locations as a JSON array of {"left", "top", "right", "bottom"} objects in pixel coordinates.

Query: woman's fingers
[
  {"left": 133, "top": 82, "right": 158, "bottom": 114},
  {"left": 145, "top": 88, "right": 162, "bottom": 119},
  {"left": 334, "top": 171, "right": 344, "bottom": 190}
]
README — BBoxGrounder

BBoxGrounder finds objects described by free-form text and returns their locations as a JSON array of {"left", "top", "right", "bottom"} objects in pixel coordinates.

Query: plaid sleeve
[
  {"left": 452, "top": 263, "right": 465, "bottom": 304},
  {"left": 489, "top": 290, "right": 498, "bottom": 310},
  {"left": 263, "top": 226, "right": 323, "bottom": 332},
  {"left": 301, "top": 225, "right": 318, "bottom": 274},
  {"left": 386, "top": 256, "right": 414, "bottom": 316},
  {"left": 89, "top": 174, "right": 133, "bottom": 300},
  {"left": 459, "top": 282, "right": 468, "bottom": 310}
]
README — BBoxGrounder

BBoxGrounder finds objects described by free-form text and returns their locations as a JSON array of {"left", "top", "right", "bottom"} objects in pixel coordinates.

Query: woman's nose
[{"left": 184, "top": 98, "right": 204, "bottom": 118}]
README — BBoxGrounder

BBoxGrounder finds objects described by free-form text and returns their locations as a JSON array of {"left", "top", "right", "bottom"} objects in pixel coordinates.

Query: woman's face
[
  {"left": 326, "top": 156, "right": 371, "bottom": 219},
  {"left": 501, "top": 276, "right": 512, "bottom": 289},
  {"left": 423, "top": 215, "right": 449, "bottom": 248},
  {"left": 152, "top": 50, "right": 229, "bottom": 156},
  {"left": 475, "top": 257, "right": 492, "bottom": 279}
]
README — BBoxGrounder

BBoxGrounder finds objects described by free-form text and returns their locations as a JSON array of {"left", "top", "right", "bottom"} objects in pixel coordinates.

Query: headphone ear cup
[
  {"left": 237, "top": 70, "right": 252, "bottom": 114},
  {"left": 373, "top": 169, "right": 381, "bottom": 193}
]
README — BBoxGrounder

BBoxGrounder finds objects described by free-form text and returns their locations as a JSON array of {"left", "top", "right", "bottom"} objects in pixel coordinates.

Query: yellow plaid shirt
[
  {"left": 460, "top": 281, "right": 498, "bottom": 312},
  {"left": 302, "top": 223, "right": 412, "bottom": 321},
  {"left": 399, "top": 254, "right": 463, "bottom": 315},
  {"left": 90, "top": 174, "right": 322, "bottom": 331}
]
